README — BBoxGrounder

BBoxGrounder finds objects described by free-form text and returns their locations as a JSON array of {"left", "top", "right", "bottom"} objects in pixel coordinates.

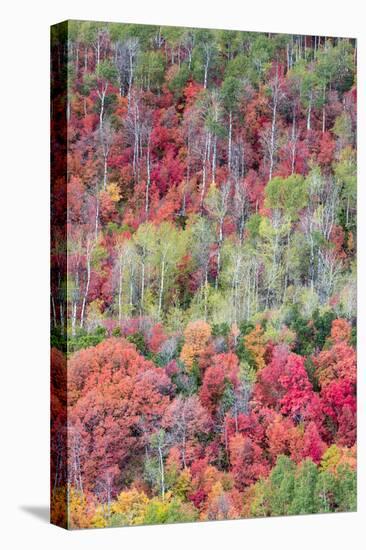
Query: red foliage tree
[{"left": 68, "top": 338, "right": 172, "bottom": 493}]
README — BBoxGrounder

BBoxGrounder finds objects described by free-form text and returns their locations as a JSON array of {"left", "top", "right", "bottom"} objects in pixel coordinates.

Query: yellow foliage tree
[
  {"left": 174, "top": 468, "right": 192, "bottom": 500},
  {"left": 106, "top": 182, "right": 122, "bottom": 202},
  {"left": 244, "top": 324, "right": 266, "bottom": 370},
  {"left": 321, "top": 444, "right": 357, "bottom": 475},
  {"left": 90, "top": 506, "right": 108, "bottom": 528},
  {"left": 50, "top": 487, "right": 67, "bottom": 529},
  {"left": 110, "top": 489, "right": 149, "bottom": 526},
  {"left": 69, "top": 488, "right": 93, "bottom": 529}
]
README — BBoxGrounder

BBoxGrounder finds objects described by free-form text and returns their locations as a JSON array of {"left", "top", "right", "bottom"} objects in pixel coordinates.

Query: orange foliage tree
[
  {"left": 244, "top": 324, "right": 266, "bottom": 370},
  {"left": 180, "top": 320, "right": 212, "bottom": 368}
]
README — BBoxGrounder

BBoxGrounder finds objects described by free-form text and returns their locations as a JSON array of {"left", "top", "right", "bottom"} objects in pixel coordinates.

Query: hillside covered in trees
[{"left": 51, "top": 21, "right": 357, "bottom": 528}]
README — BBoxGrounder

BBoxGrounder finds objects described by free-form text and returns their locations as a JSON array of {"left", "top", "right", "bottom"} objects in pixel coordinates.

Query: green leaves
[
  {"left": 265, "top": 174, "right": 308, "bottom": 218},
  {"left": 221, "top": 76, "right": 242, "bottom": 111},
  {"left": 96, "top": 59, "right": 118, "bottom": 84}
]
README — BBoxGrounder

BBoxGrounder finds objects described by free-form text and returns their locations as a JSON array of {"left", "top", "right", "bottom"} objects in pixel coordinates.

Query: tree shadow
[{"left": 20, "top": 506, "right": 49, "bottom": 523}]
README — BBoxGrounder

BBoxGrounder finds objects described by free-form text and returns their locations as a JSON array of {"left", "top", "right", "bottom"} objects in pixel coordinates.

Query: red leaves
[
  {"left": 147, "top": 323, "right": 167, "bottom": 354},
  {"left": 302, "top": 421, "right": 327, "bottom": 464},
  {"left": 200, "top": 365, "right": 226, "bottom": 414},
  {"left": 67, "top": 176, "right": 85, "bottom": 222},
  {"left": 200, "top": 353, "right": 239, "bottom": 415},
  {"left": 317, "top": 131, "right": 336, "bottom": 167},
  {"left": 229, "top": 433, "right": 268, "bottom": 490},
  {"left": 68, "top": 338, "right": 172, "bottom": 492},
  {"left": 254, "top": 345, "right": 323, "bottom": 430},
  {"left": 321, "top": 379, "right": 356, "bottom": 446},
  {"left": 163, "top": 395, "right": 211, "bottom": 466}
]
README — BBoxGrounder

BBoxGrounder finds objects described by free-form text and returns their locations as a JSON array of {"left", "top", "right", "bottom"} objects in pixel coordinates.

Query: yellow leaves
[
  {"left": 86, "top": 298, "right": 104, "bottom": 327},
  {"left": 173, "top": 469, "right": 192, "bottom": 500},
  {"left": 106, "top": 182, "right": 121, "bottom": 203},
  {"left": 69, "top": 488, "right": 92, "bottom": 529},
  {"left": 244, "top": 324, "right": 266, "bottom": 370},
  {"left": 321, "top": 444, "right": 356, "bottom": 475},
  {"left": 180, "top": 320, "right": 212, "bottom": 368},
  {"left": 210, "top": 480, "right": 225, "bottom": 500},
  {"left": 111, "top": 489, "right": 149, "bottom": 526},
  {"left": 90, "top": 506, "right": 108, "bottom": 528},
  {"left": 51, "top": 487, "right": 67, "bottom": 529}
]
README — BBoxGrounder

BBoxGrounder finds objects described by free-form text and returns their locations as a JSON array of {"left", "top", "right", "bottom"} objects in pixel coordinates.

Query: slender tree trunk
[
  {"left": 51, "top": 295, "right": 57, "bottom": 327},
  {"left": 228, "top": 110, "right": 232, "bottom": 172},
  {"left": 291, "top": 109, "right": 296, "bottom": 174},
  {"left": 71, "top": 301, "right": 77, "bottom": 337},
  {"left": 96, "top": 37, "right": 100, "bottom": 67},
  {"left": 140, "top": 251, "right": 146, "bottom": 315},
  {"left": 118, "top": 258, "right": 123, "bottom": 323},
  {"left": 145, "top": 136, "right": 151, "bottom": 218},
  {"left": 80, "top": 240, "right": 93, "bottom": 329},
  {"left": 182, "top": 429, "right": 187, "bottom": 469},
  {"left": 203, "top": 268, "right": 209, "bottom": 321},
  {"left": 103, "top": 155, "right": 108, "bottom": 190},
  {"left": 128, "top": 49, "right": 134, "bottom": 109},
  {"left": 95, "top": 180, "right": 99, "bottom": 241},
  {"left": 212, "top": 135, "right": 217, "bottom": 184},
  {"left": 322, "top": 84, "right": 326, "bottom": 133},
  {"left": 183, "top": 132, "right": 190, "bottom": 215},
  {"left": 204, "top": 60, "right": 209, "bottom": 88},
  {"left": 158, "top": 444, "right": 165, "bottom": 500},
  {"left": 200, "top": 132, "right": 209, "bottom": 209},
  {"left": 307, "top": 93, "right": 312, "bottom": 130},
  {"left": 129, "top": 265, "right": 134, "bottom": 312},
  {"left": 158, "top": 258, "right": 165, "bottom": 318},
  {"left": 60, "top": 301, "right": 64, "bottom": 335},
  {"left": 215, "top": 220, "right": 224, "bottom": 289},
  {"left": 269, "top": 97, "right": 277, "bottom": 181}
]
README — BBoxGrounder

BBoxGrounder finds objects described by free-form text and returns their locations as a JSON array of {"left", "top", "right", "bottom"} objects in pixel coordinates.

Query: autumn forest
[{"left": 50, "top": 21, "right": 357, "bottom": 528}]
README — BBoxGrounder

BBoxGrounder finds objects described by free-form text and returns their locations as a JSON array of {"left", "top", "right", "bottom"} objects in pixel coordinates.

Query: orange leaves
[
  {"left": 180, "top": 320, "right": 211, "bottom": 368},
  {"left": 330, "top": 318, "right": 352, "bottom": 345},
  {"left": 314, "top": 341, "right": 356, "bottom": 388},
  {"left": 68, "top": 338, "right": 172, "bottom": 492},
  {"left": 266, "top": 414, "right": 294, "bottom": 462}
]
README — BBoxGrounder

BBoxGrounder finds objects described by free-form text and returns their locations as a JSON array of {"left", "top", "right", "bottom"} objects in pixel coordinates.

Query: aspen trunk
[
  {"left": 158, "top": 444, "right": 165, "bottom": 500},
  {"left": 118, "top": 259, "right": 123, "bottom": 323},
  {"left": 158, "top": 258, "right": 165, "bottom": 319},
  {"left": 80, "top": 241, "right": 92, "bottom": 329},
  {"left": 228, "top": 110, "right": 232, "bottom": 171},
  {"left": 145, "top": 137, "right": 151, "bottom": 218},
  {"left": 212, "top": 135, "right": 217, "bottom": 184},
  {"left": 322, "top": 84, "right": 326, "bottom": 133}
]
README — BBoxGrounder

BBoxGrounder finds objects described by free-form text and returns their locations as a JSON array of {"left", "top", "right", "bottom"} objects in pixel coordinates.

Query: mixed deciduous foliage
[{"left": 51, "top": 21, "right": 356, "bottom": 528}]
